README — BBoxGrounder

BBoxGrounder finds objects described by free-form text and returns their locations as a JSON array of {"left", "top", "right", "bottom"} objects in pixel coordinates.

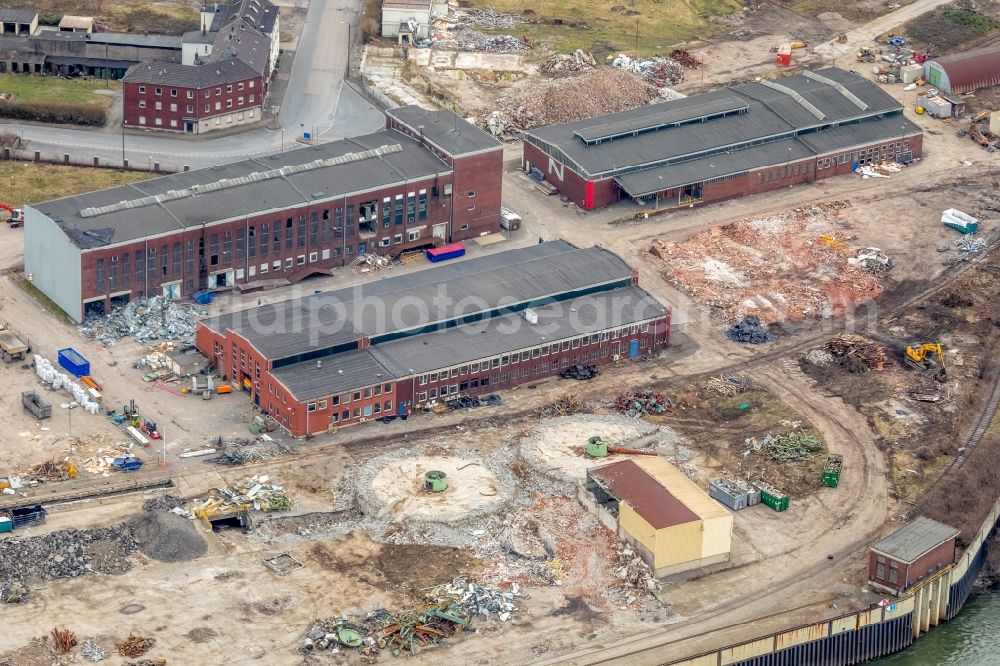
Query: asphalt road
[{"left": 0, "top": 0, "right": 385, "bottom": 170}]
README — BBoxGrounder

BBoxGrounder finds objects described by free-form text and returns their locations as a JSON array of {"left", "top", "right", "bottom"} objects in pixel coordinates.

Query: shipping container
[
  {"left": 823, "top": 454, "right": 844, "bottom": 488},
  {"left": 709, "top": 477, "right": 759, "bottom": 510},
  {"left": 426, "top": 243, "right": 466, "bottom": 263},
  {"left": 57, "top": 347, "right": 90, "bottom": 377},
  {"left": 755, "top": 480, "right": 790, "bottom": 512}
]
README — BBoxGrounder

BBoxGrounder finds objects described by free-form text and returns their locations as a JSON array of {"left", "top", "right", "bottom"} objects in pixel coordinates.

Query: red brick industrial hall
[
  {"left": 522, "top": 67, "right": 923, "bottom": 210},
  {"left": 196, "top": 241, "right": 671, "bottom": 436},
  {"left": 24, "top": 106, "right": 502, "bottom": 322}
]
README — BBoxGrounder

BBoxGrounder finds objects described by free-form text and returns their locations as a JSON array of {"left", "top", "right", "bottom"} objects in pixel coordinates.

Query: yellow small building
[{"left": 585, "top": 457, "right": 733, "bottom": 577}]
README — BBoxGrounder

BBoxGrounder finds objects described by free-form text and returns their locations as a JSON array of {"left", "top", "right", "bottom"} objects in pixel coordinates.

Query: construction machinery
[
  {"left": 0, "top": 322, "right": 30, "bottom": 362},
  {"left": 856, "top": 47, "right": 881, "bottom": 63},
  {"left": 905, "top": 343, "right": 947, "bottom": 381},
  {"left": 0, "top": 203, "right": 23, "bottom": 228}
]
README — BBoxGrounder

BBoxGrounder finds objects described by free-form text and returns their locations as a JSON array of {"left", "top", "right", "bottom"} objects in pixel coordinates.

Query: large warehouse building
[
  {"left": 522, "top": 67, "right": 923, "bottom": 210},
  {"left": 24, "top": 106, "right": 502, "bottom": 322},
  {"left": 195, "top": 241, "right": 671, "bottom": 436},
  {"left": 584, "top": 457, "right": 733, "bottom": 576}
]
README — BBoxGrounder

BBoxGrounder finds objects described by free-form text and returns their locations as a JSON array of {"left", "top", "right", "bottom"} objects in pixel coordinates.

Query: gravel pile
[
  {"left": 142, "top": 494, "right": 185, "bottom": 512},
  {"left": 81, "top": 639, "right": 108, "bottom": 661},
  {"left": 129, "top": 512, "right": 206, "bottom": 563},
  {"left": 0, "top": 526, "right": 136, "bottom": 587}
]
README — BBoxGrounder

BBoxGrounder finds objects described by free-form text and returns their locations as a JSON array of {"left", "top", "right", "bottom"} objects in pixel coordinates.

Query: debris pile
[
  {"left": 614, "top": 388, "right": 670, "bottom": 416},
  {"left": 611, "top": 53, "right": 685, "bottom": 87},
  {"left": 51, "top": 627, "right": 77, "bottom": 653},
  {"left": 850, "top": 247, "right": 894, "bottom": 276},
  {"left": 825, "top": 334, "right": 887, "bottom": 372},
  {"left": 0, "top": 525, "right": 136, "bottom": 588},
  {"left": 805, "top": 348, "right": 834, "bottom": 366},
  {"left": 550, "top": 392, "right": 583, "bottom": 415},
  {"left": 302, "top": 577, "right": 520, "bottom": 657},
  {"left": 609, "top": 543, "right": 661, "bottom": 604},
  {"left": 707, "top": 374, "right": 752, "bottom": 396},
  {"left": 30, "top": 458, "right": 75, "bottom": 481},
  {"left": 81, "top": 639, "right": 107, "bottom": 662},
  {"left": 129, "top": 511, "right": 207, "bottom": 563},
  {"left": 435, "top": 25, "right": 527, "bottom": 53},
  {"left": 80, "top": 296, "right": 205, "bottom": 346},
  {"left": 726, "top": 316, "right": 775, "bottom": 344},
  {"left": 192, "top": 475, "right": 294, "bottom": 520},
  {"left": 669, "top": 49, "right": 701, "bottom": 68},
  {"left": 453, "top": 7, "right": 521, "bottom": 29},
  {"left": 211, "top": 436, "right": 295, "bottom": 466},
  {"left": 956, "top": 236, "right": 986, "bottom": 253},
  {"left": 540, "top": 49, "right": 597, "bottom": 76},
  {"left": 117, "top": 634, "right": 154, "bottom": 658},
  {"left": 560, "top": 363, "right": 598, "bottom": 380},
  {"left": 747, "top": 431, "right": 823, "bottom": 461},
  {"left": 0, "top": 582, "right": 27, "bottom": 603},
  {"left": 142, "top": 495, "right": 185, "bottom": 513},
  {"left": 647, "top": 201, "right": 883, "bottom": 325},
  {"left": 484, "top": 67, "right": 659, "bottom": 136}
]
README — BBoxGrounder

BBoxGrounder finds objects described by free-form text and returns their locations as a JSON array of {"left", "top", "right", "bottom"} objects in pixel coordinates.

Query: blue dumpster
[{"left": 57, "top": 348, "right": 90, "bottom": 377}]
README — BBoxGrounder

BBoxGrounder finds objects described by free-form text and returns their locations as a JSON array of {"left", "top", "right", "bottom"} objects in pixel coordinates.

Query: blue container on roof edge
[{"left": 57, "top": 347, "right": 90, "bottom": 377}]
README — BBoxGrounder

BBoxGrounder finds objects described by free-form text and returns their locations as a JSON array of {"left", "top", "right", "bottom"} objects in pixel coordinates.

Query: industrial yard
[{"left": 0, "top": 0, "right": 999, "bottom": 664}]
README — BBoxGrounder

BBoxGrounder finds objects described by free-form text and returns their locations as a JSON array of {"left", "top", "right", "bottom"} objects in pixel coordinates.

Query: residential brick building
[
  {"left": 24, "top": 106, "right": 502, "bottom": 322},
  {"left": 196, "top": 241, "right": 672, "bottom": 436},
  {"left": 522, "top": 67, "right": 923, "bottom": 211}
]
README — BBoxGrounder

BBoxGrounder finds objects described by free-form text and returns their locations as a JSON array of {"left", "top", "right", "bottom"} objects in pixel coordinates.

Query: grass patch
[
  {"left": 0, "top": 74, "right": 119, "bottom": 125},
  {"left": 467, "top": 0, "right": 742, "bottom": 56},
  {"left": 942, "top": 7, "right": 999, "bottom": 32},
  {"left": 0, "top": 162, "right": 152, "bottom": 207},
  {"left": 892, "top": 4, "right": 1000, "bottom": 51},
  {"left": 0, "top": 0, "right": 199, "bottom": 35}
]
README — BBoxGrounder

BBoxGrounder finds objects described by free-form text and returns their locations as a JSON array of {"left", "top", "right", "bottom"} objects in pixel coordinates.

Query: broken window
[{"left": 359, "top": 200, "right": 378, "bottom": 236}]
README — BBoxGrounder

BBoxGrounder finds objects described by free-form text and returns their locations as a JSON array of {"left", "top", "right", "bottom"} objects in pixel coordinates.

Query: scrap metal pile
[
  {"left": 614, "top": 388, "right": 670, "bottom": 416},
  {"left": 612, "top": 53, "right": 685, "bottom": 87},
  {"left": 210, "top": 436, "right": 295, "bottom": 466},
  {"left": 825, "top": 334, "right": 887, "bottom": 372},
  {"left": 80, "top": 296, "right": 205, "bottom": 345},
  {"left": 484, "top": 67, "right": 660, "bottom": 137},
  {"left": 191, "top": 475, "right": 293, "bottom": 518},
  {"left": 726, "top": 316, "right": 774, "bottom": 344},
  {"left": 647, "top": 201, "right": 883, "bottom": 325},
  {"left": 302, "top": 577, "right": 519, "bottom": 657},
  {"left": 560, "top": 364, "right": 598, "bottom": 380},
  {"left": 746, "top": 431, "right": 823, "bottom": 461},
  {"left": 452, "top": 8, "right": 521, "bottom": 29},
  {"left": 434, "top": 25, "right": 527, "bottom": 53},
  {"left": 669, "top": 49, "right": 701, "bottom": 69}
]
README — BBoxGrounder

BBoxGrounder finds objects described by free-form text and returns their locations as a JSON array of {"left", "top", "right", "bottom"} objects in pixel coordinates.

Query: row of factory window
[
  {"left": 415, "top": 340, "right": 650, "bottom": 404},
  {"left": 137, "top": 94, "right": 255, "bottom": 113},
  {"left": 415, "top": 323, "right": 648, "bottom": 386},
  {"left": 815, "top": 141, "right": 909, "bottom": 171},
  {"left": 329, "top": 400, "right": 394, "bottom": 423},
  {"left": 135, "top": 81, "right": 255, "bottom": 97},
  {"left": 135, "top": 107, "right": 255, "bottom": 128}
]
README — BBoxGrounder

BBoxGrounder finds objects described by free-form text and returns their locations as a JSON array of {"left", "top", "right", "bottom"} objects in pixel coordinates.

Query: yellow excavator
[{"left": 905, "top": 343, "right": 946, "bottom": 381}]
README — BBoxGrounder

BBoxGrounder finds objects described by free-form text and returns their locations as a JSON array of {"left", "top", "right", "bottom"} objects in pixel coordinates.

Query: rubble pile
[
  {"left": 192, "top": 475, "right": 294, "bottom": 517},
  {"left": 453, "top": 8, "right": 521, "bottom": 29},
  {"left": 746, "top": 431, "right": 823, "bottom": 461},
  {"left": 646, "top": 201, "right": 884, "bottom": 325},
  {"left": 669, "top": 49, "right": 701, "bottom": 68},
  {"left": 80, "top": 296, "right": 205, "bottom": 346},
  {"left": 81, "top": 639, "right": 107, "bottom": 661},
  {"left": 560, "top": 364, "right": 598, "bottom": 380},
  {"left": 707, "top": 374, "right": 752, "bottom": 396},
  {"left": 484, "top": 67, "right": 659, "bottom": 136},
  {"left": 302, "top": 577, "right": 520, "bottom": 656},
  {"left": 116, "top": 634, "right": 154, "bottom": 658},
  {"left": 614, "top": 388, "right": 670, "bottom": 416},
  {"left": 142, "top": 494, "right": 185, "bottom": 513},
  {"left": 210, "top": 436, "right": 295, "bottom": 466},
  {"left": 129, "top": 511, "right": 207, "bottom": 563},
  {"left": 726, "top": 316, "right": 775, "bottom": 344},
  {"left": 805, "top": 348, "right": 834, "bottom": 366},
  {"left": 0, "top": 525, "right": 136, "bottom": 588},
  {"left": 435, "top": 25, "right": 527, "bottom": 53},
  {"left": 612, "top": 53, "right": 685, "bottom": 87},
  {"left": 0, "top": 581, "right": 27, "bottom": 603},
  {"left": 826, "top": 334, "right": 887, "bottom": 372},
  {"left": 850, "top": 247, "right": 894, "bottom": 276},
  {"left": 30, "top": 458, "right": 74, "bottom": 481},
  {"left": 540, "top": 49, "right": 597, "bottom": 76},
  {"left": 608, "top": 543, "right": 661, "bottom": 604}
]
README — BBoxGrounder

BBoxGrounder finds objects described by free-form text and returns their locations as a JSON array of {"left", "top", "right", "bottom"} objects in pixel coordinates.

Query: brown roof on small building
[
  {"left": 931, "top": 46, "right": 1000, "bottom": 93},
  {"left": 588, "top": 459, "right": 700, "bottom": 529}
]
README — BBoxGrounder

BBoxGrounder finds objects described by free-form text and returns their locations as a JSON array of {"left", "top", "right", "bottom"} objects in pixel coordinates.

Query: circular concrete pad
[
  {"left": 521, "top": 415, "right": 666, "bottom": 481},
  {"left": 360, "top": 455, "right": 506, "bottom": 523}
]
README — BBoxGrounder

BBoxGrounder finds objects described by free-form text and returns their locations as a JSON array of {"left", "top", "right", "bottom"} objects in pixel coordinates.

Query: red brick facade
[
  {"left": 196, "top": 309, "right": 670, "bottom": 436},
  {"left": 123, "top": 76, "right": 264, "bottom": 132},
  {"left": 869, "top": 535, "right": 956, "bottom": 594},
  {"left": 524, "top": 133, "right": 924, "bottom": 211}
]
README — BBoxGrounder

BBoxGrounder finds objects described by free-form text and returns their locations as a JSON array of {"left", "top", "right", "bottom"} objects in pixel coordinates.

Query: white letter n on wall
[{"left": 547, "top": 158, "right": 564, "bottom": 182}]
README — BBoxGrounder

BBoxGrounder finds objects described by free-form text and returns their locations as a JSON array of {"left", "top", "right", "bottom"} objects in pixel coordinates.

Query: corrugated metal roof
[
  {"left": 271, "top": 348, "right": 394, "bottom": 400},
  {"left": 589, "top": 459, "right": 700, "bottom": 529},
  {"left": 929, "top": 46, "right": 1000, "bottom": 93},
  {"left": 871, "top": 516, "right": 959, "bottom": 563},
  {"left": 0, "top": 9, "right": 37, "bottom": 22},
  {"left": 525, "top": 67, "right": 904, "bottom": 180},
  {"left": 387, "top": 106, "right": 501, "bottom": 156}
]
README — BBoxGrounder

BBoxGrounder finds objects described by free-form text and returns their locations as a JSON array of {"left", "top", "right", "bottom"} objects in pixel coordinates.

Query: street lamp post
[
  {"left": 280, "top": 128, "right": 285, "bottom": 154},
  {"left": 121, "top": 120, "right": 126, "bottom": 168}
]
